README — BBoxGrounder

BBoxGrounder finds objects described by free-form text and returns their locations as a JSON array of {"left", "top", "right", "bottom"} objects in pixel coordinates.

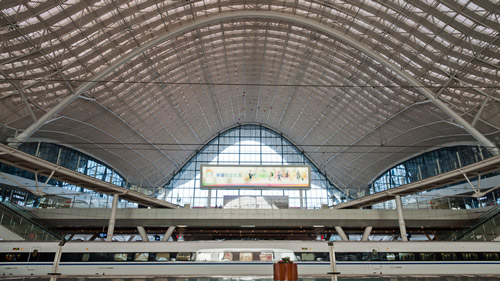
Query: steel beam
[{"left": 9, "top": 11, "right": 498, "bottom": 155}]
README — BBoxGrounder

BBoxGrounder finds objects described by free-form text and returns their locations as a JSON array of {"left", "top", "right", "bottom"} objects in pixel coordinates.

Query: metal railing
[
  {"left": 451, "top": 205, "right": 500, "bottom": 241},
  {"left": 0, "top": 202, "right": 61, "bottom": 241}
]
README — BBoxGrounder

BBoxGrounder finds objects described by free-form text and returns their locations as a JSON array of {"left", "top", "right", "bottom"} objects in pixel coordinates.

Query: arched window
[{"left": 160, "top": 124, "right": 345, "bottom": 209}]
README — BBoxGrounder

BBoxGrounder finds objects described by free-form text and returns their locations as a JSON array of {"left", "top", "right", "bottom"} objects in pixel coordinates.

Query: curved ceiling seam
[
  {"left": 39, "top": 115, "right": 154, "bottom": 186},
  {"left": 277, "top": 30, "right": 320, "bottom": 131},
  {"left": 0, "top": 12, "right": 67, "bottom": 122},
  {"left": 10, "top": 10, "right": 499, "bottom": 155},
  {"left": 253, "top": 23, "right": 270, "bottom": 120},
  {"left": 133, "top": 52, "right": 197, "bottom": 148},
  {"left": 316, "top": 95, "right": 366, "bottom": 159},
  {"left": 34, "top": 129, "right": 145, "bottom": 185},
  {"left": 339, "top": 120, "right": 473, "bottom": 189},
  {"left": 192, "top": 29, "right": 225, "bottom": 129},
  {"left": 6, "top": 2, "right": 496, "bottom": 81},
  {"left": 220, "top": 24, "right": 237, "bottom": 122},
  {"left": 322, "top": 98, "right": 427, "bottom": 177},
  {"left": 170, "top": 37, "right": 214, "bottom": 135},
  {"left": 79, "top": 99, "right": 172, "bottom": 186},
  {"left": 4, "top": 13, "right": 496, "bottom": 94},
  {"left": 360, "top": 138, "right": 485, "bottom": 187},
  {"left": 123, "top": 86, "right": 181, "bottom": 169},
  {"left": 286, "top": 30, "right": 334, "bottom": 135},
  {"left": 295, "top": 48, "right": 342, "bottom": 144},
  {"left": 265, "top": 25, "right": 292, "bottom": 123}
]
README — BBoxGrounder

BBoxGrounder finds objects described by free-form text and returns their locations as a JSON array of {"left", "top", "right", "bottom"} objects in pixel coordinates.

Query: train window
[
  {"left": 31, "top": 249, "right": 39, "bottom": 259},
  {"left": 386, "top": 253, "right": 396, "bottom": 261},
  {"left": 155, "top": 253, "right": 170, "bottom": 261},
  {"left": 114, "top": 253, "right": 128, "bottom": 261},
  {"left": 197, "top": 252, "right": 212, "bottom": 261},
  {"left": 134, "top": 253, "right": 149, "bottom": 261},
  {"left": 399, "top": 253, "right": 415, "bottom": 261},
  {"left": 301, "top": 253, "right": 315, "bottom": 261},
  {"left": 441, "top": 253, "right": 458, "bottom": 261},
  {"left": 336, "top": 253, "right": 360, "bottom": 261},
  {"left": 483, "top": 253, "right": 499, "bottom": 261},
  {"left": 377, "top": 253, "right": 388, "bottom": 261},
  {"left": 0, "top": 253, "right": 29, "bottom": 262},
  {"left": 82, "top": 253, "right": 90, "bottom": 262},
  {"left": 89, "top": 253, "right": 114, "bottom": 261},
  {"left": 61, "top": 253, "right": 82, "bottom": 262},
  {"left": 221, "top": 252, "right": 233, "bottom": 261},
  {"left": 370, "top": 251, "right": 380, "bottom": 261},
  {"left": 260, "top": 252, "right": 273, "bottom": 261},
  {"left": 461, "top": 253, "right": 479, "bottom": 261},
  {"left": 240, "top": 252, "right": 253, "bottom": 261},
  {"left": 176, "top": 252, "right": 191, "bottom": 261},
  {"left": 420, "top": 253, "right": 436, "bottom": 261},
  {"left": 38, "top": 253, "right": 55, "bottom": 262}
]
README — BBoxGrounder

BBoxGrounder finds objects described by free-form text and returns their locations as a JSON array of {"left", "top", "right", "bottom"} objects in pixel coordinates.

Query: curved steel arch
[{"left": 12, "top": 11, "right": 498, "bottom": 154}]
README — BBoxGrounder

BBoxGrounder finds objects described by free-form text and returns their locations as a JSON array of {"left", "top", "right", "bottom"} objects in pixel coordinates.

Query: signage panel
[{"left": 200, "top": 165, "right": 310, "bottom": 189}]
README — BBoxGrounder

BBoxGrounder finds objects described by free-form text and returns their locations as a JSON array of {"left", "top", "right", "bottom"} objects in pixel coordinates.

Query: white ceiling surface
[{"left": 1, "top": 1, "right": 499, "bottom": 196}]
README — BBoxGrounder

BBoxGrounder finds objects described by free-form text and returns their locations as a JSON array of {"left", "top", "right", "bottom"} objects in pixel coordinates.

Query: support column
[
  {"left": 395, "top": 195, "right": 408, "bottom": 241},
  {"left": 137, "top": 226, "right": 149, "bottom": 241},
  {"left": 327, "top": 241, "right": 340, "bottom": 275},
  {"left": 334, "top": 226, "right": 349, "bottom": 241},
  {"left": 361, "top": 226, "right": 373, "bottom": 241},
  {"left": 106, "top": 194, "right": 119, "bottom": 242},
  {"left": 207, "top": 188, "right": 212, "bottom": 208},
  {"left": 49, "top": 239, "right": 66, "bottom": 275},
  {"left": 300, "top": 190, "right": 304, "bottom": 208},
  {"left": 161, "top": 225, "right": 176, "bottom": 242}
]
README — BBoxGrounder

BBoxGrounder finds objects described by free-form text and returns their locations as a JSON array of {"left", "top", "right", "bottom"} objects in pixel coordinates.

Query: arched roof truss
[{"left": 1, "top": 1, "right": 499, "bottom": 196}]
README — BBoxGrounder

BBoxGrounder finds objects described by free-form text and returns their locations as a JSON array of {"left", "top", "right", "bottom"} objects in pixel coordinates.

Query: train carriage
[{"left": 1, "top": 240, "right": 499, "bottom": 276}]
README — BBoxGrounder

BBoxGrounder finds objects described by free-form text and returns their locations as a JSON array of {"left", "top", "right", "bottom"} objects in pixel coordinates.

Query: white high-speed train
[{"left": 1, "top": 240, "right": 499, "bottom": 276}]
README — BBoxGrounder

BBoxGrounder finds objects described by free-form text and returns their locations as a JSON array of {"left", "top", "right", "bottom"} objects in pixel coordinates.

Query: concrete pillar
[
  {"left": 207, "top": 188, "right": 212, "bottom": 208},
  {"left": 161, "top": 226, "right": 176, "bottom": 242},
  {"left": 334, "top": 226, "right": 349, "bottom": 241},
  {"left": 395, "top": 195, "right": 408, "bottom": 241},
  {"left": 361, "top": 226, "right": 373, "bottom": 241},
  {"left": 49, "top": 240, "right": 66, "bottom": 275},
  {"left": 327, "top": 241, "right": 340, "bottom": 275},
  {"left": 137, "top": 226, "right": 149, "bottom": 241},
  {"left": 106, "top": 194, "right": 119, "bottom": 242},
  {"left": 300, "top": 190, "right": 304, "bottom": 208}
]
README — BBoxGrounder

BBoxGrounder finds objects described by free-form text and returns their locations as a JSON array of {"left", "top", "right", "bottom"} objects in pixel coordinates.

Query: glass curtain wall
[
  {"left": 161, "top": 124, "right": 345, "bottom": 209},
  {"left": 369, "top": 145, "right": 498, "bottom": 209},
  {"left": 370, "top": 146, "right": 494, "bottom": 194},
  {"left": 0, "top": 142, "right": 127, "bottom": 201}
]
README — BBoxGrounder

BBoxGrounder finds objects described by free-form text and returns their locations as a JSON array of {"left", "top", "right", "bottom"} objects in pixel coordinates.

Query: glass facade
[
  {"left": 370, "top": 146, "right": 493, "bottom": 194},
  {"left": 0, "top": 142, "right": 128, "bottom": 203},
  {"left": 369, "top": 145, "right": 499, "bottom": 209},
  {"left": 160, "top": 124, "right": 346, "bottom": 209}
]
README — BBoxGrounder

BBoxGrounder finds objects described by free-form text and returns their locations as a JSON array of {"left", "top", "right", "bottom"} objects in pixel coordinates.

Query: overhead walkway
[
  {"left": 334, "top": 154, "right": 500, "bottom": 209},
  {"left": 0, "top": 144, "right": 177, "bottom": 208},
  {"left": 31, "top": 207, "right": 482, "bottom": 229}
]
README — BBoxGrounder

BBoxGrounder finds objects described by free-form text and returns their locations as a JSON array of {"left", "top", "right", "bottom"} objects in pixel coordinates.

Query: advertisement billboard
[{"left": 200, "top": 165, "right": 310, "bottom": 189}]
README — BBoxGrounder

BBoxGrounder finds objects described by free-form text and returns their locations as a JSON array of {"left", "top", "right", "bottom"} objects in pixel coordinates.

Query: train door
[
  {"left": 369, "top": 247, "right": 382, "bottom": 274},
  {"left": 27, "top": 248, "right": 40, "bottom": 273}
]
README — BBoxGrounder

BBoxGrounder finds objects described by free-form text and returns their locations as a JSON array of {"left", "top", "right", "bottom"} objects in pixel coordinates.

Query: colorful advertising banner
[{"left": 200, "top": 165, "right": 310, "bottom": 189}]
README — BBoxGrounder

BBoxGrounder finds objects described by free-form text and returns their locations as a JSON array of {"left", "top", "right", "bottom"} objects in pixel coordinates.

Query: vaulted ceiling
[{"left": 1, "top": 1, "right": 499, "bottom": 196}]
